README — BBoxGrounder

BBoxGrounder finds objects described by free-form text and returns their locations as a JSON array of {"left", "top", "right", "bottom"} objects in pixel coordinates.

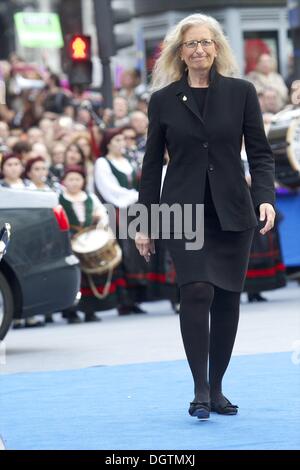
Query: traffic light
[
  {"left": 93, "top": 0, "right": 134, "bottom": 59},
  {"left": 68, "top": 34, "right": 92, "bottom": 86},
  {"left": 70, "top": 35, "right": 91, "bottom": 60}
]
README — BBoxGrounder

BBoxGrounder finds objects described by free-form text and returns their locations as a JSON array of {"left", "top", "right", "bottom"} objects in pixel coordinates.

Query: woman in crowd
[
  {"left": 94, "top": 128, "right": 149, "bottom": 315},
  {"left": 71, "top": 132, "right": 95, "bottom": 193},
  {"left": 48, "top": 141, "right": 66, "bottom": 183},
  {"left": 25, "top": 155, "right": 61, "bottom": 192},
  {"left": 64, "top": 142, "right": 86, "bottom": 168},
  {"left": 245, "top": 53, "right": 288, "bottom": 110},
  {"left": 121, "top": 126, "right": 139, "bottom": 173},
  {"left": 112, "top": 96, "right": 131, "bottom": 128},
  {"left": 12, "top": 141, "right": 32, "bottom": 165},
  {"left": 0, "top": 152, "right": 32, "bottom": 189},
  {"left": 59, "top": 165, "right": 117, "bottom": 323}
]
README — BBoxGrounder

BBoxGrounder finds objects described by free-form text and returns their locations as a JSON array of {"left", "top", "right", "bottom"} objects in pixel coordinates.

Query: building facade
[
  {"left": 1, "top": 1, "right": 292, "bottom": 85},
  {"left": 132, "top": 0, "right": 290, "bottom": 81}
]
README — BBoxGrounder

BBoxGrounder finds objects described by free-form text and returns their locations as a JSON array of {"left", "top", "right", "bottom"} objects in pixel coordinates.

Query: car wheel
[{"left": 0, "top": 272, "right": 14, "bottom": 340}]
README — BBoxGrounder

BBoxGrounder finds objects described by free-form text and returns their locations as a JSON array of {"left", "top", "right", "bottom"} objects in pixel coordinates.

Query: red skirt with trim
[{"left": 243, "top": 219, "right": 287, "bottom": 293}]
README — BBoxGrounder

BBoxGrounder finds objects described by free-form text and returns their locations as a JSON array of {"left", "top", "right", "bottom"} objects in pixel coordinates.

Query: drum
[
  {"left": 267, "top": 107, "right": 300, "bottom": 188},
  {"left": 71, "top": 224, "right": 122, "bottom": 275}
]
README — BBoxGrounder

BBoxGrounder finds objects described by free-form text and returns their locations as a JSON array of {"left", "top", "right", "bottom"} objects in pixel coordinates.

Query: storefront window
[{"left": 244, "top": 31, "right": 279, "bottom": 75}]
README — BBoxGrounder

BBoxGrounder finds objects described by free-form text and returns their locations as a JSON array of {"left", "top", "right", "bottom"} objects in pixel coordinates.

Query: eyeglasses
[{"left": 181, "top": 39, "right": 215, "bottom": 49}]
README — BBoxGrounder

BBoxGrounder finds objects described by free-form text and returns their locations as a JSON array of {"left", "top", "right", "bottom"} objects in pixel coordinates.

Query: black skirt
[{"left": 161, "top": 173, "right": 255, "bottom": 292}]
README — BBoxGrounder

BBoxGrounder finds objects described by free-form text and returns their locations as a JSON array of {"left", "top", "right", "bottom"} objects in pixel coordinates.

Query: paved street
[{"left": 1, "top": 281, "right": 299, "bottom": 375}]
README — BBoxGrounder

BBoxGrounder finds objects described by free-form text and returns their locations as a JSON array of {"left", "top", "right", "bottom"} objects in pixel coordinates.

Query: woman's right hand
[{"left": 135, "top": 232, "right": 155, "bottom": 263}]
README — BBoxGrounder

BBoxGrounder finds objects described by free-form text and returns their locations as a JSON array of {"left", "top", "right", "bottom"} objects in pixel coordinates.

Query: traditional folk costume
[
  {"left": 94, "top": 153, "right": 149, "bottom": 307},
  {"left": 59, "top": 186, "right": 121, "bottom": 314},
  {"left": 243, "top": 211, "right": 287, "bottom": 294},
  {"left": 95, "top": 153, "right": 179, "bottom": 306},
  {"left": 241, "top": 149, "right": 286, "bottom": 295}
]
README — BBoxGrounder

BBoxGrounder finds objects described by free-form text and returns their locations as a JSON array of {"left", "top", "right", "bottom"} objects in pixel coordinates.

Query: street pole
[
  {"left": 100, "top": 57, "right": 113, "bottom": 108},
  {"left": 93, "top": 0, "right": 114, "bottom": 108}
]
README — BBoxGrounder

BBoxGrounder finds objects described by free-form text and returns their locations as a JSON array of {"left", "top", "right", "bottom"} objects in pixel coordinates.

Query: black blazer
[{"left": 138, "top": 63, "right": 275, "bottom": 234}]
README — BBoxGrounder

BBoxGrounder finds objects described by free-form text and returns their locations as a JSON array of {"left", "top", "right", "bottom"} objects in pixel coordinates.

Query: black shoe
[
  {"left": 117, "top": 305, "right": 132, "bottom": 316},
  {"left": 248, "top": 293, "right": 267, "bottom": 303},
  {"left": 12, "top": 320, "right": 24, "bottom": 329},
  {"left": 171, "top": 301, "right": 180, "bottom": 314},
  {"left": 25, "top": 318, "right": 45, "bottom": 328},
  {"left": 210, "top": 396, "right": 238, "bottom": 415},
  {"left": 188, "top": 401, "right": 210, "bottom": 420},
  {"left": 45, "top": 315, "right": 54, "bottom": 324},
  {"left": 117, "top": 303, "right": 146, "bottom": 315},
  {"left": 85, "top": 312, "right": 102, "bottom": 322},
  {"left": 64, "top": 311, "right": 82, "bottom": 324},
  {"left": 254, "top": 293, "right": 267, "bottom": 302},
  {"left": 131, "top": 304, "right": 147, "bottom": 314}
]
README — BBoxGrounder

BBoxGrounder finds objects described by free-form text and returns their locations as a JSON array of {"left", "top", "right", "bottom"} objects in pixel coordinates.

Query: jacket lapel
[{"left": 174, "top": 61, "right": 221, "bottom": 125}]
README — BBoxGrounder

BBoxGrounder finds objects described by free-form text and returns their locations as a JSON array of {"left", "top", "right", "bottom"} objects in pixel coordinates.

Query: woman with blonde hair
[
  {"left": 150, "top": 12, "right": 239, "bottom": 92},
  {"left": 135, "top": 13, "right": 275, "bottom": 420}
]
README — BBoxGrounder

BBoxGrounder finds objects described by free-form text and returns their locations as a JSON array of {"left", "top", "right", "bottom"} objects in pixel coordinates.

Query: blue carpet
[
  {"left": 0, "top": 352, "right": 299, "bottom": 450},
  {"left": 276, "top": 192, "right": 300, "bottom": 266}
]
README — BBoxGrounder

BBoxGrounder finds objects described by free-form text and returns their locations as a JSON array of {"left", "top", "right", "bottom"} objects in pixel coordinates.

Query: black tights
[{"left": 179, "top": 281, "right": 240, "bottom": 403}]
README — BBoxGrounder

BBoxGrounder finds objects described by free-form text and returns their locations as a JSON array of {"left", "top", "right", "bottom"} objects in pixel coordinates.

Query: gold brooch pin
[{"left": 182, "top": 95, "right": 187, "bottom": 101}]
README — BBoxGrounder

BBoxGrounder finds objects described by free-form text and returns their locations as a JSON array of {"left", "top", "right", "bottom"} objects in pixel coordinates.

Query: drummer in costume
[
  {"left": 135, "top": 13, "right": 276, "bottom": 419},
  {"left": 243, "top": 206, "right": 286, "bottom": 301},
  {"left": 121, "top": 127, "right": 180, "bottom": 310},
  {"left": 94, "top": 128, "right": 151, "bottom": 315},
  {"left": 59, "top": 165, "right": 119, "bottom": 322}
]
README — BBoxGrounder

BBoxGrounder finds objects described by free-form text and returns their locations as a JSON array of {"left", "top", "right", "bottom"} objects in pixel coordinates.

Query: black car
[{"left": 0, "top": 187, "right": 80, "bottom": 340}]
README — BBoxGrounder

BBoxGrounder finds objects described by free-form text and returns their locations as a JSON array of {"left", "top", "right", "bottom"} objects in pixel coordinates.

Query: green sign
[{"left": 14, "top": 12, "right": 64, "bottom": 48}]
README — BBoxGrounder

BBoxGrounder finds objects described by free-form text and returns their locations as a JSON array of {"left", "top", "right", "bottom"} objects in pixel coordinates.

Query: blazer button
[
  {"left": 203, "top": 142, "right": 208, "bottom": 149},
  {"left": 208, "top": 164, "right": 214, "bottom": 171}
]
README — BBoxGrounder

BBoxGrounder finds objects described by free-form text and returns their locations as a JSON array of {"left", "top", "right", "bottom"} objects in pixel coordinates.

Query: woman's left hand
[{"left": 259, "top": 203, "right": 276, "bottom": 235}]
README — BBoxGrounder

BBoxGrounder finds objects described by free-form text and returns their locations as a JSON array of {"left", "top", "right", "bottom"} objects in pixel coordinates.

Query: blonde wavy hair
[{"left": 150, "top": 13, "right": 240, "bottom": 92}]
